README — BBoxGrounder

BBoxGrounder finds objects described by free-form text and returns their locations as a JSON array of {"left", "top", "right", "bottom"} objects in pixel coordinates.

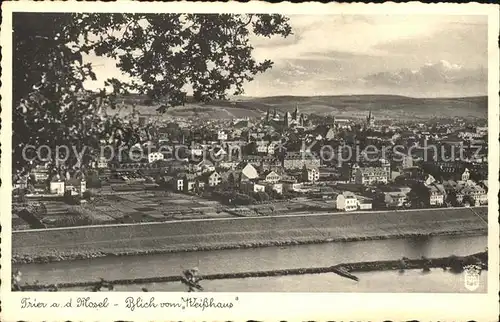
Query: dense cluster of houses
[{"left": 13, "top": 106, "right": 488, "bottom": 212}]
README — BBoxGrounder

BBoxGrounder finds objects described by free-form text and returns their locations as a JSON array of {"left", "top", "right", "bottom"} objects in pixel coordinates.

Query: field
[
  {"left": 13, "top": 189, "right": 233, "bottom": 229},
  {"left": 12, "top": 206, "right": 488, "bottom": 262},
  {"left": 109, "top": 95, "right": 488, "bottom": 120}
]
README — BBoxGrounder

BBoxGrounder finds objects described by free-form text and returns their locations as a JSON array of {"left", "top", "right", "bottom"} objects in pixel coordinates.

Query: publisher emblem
[{"left": 463, "top": 264, "right": 481, "bottom": 291}]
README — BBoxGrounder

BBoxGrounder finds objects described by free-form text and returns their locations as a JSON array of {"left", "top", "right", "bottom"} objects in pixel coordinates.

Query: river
[{"left": 15, "top": 234, "right": 487, "bottom": 292}]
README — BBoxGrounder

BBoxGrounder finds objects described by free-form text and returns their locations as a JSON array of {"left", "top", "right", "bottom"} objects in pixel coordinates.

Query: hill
[{"left": 108, "top": 94, "right": 488, "bottom": 120}]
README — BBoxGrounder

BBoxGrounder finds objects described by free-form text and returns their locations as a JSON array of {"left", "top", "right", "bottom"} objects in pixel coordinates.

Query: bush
[{"left": 82, "top": 190, "right": 92, "bottom": 200}]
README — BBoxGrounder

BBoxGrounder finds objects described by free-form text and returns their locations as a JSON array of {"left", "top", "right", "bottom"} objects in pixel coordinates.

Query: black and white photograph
[{"left": 1, "top": 1, "right": 499, "bottom": 321}]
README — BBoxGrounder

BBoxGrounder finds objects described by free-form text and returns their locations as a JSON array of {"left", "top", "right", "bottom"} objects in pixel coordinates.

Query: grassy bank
[
  {"left": 13, "top": 207, "right": 488, "bottom": 264},
  {"left": 18, "top": 250, "right": 488, "bottom": 291}
]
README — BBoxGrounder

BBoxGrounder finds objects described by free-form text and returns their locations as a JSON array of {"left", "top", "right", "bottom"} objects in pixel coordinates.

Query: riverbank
[
  {"left": 18, "top": 250, "right": 488, "bottom": 291},
  {"left": 13, "top": 207, "right": 488, "bottom": 264}
]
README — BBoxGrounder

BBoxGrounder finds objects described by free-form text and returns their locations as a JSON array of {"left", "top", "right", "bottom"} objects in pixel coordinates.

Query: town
[{"left": 12, "top": 100, "right": 488, "bottom": 230}]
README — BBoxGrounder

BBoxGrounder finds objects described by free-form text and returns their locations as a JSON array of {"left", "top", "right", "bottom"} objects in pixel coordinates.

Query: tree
[
  {"left": 14, "top": 13, "right": 292, "bottom": 170},
  {"left": 445, "top": 190, "right": 460, "bottom": 207},
  {"left": 462, "top": 195, "right": 476, "bottom": 207}
]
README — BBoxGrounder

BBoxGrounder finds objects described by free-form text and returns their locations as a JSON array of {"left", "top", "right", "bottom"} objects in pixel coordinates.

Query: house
[
  {"left": 49, "top": 175, "right": 65, "bottom": 196},
  {"left": 97, "top": 156, "right": 109, "bottom": 169},
  {"left": 186, "top": 174, "right": 203, "bottom": 192},
  {"left": 218, "top": 159, "right": 240, "bottom": 170},
  {"left": 352, "top": 165, "right": 390, "bottom": 185},
  {"left": 267, "top": 141, "right": 279, "bottom": 155},
  {"left": 428, "top": 184, "right": 445, "bottom": 206},
  {"left": 240, "top": 181, "right": 265, "bottom": 193},
  {"left": 325, "top": 127, "right": 336, "bottom": 140},
  {"left": 13, "top": 173, "right": 28, "bottom": 191},
  {"left": 383, "top": 191, "right": 407, "bottom": 208},
  {"left": 262, "top": 182, "right": 283, "bottom": 195},
  {"left": 283, "top": 152, "right": 321, "bottom": 170},
  {"left": 31, "top": 165, "right": 50, "bottom": 182},
  {"left": 241, "top": 163, "right": 259, "bottom": 180},
  {"left": 190, "top": 144, "right": 205, "bottom": 157},
  {"left": 148, "top": 152, "right": 164, "bottom": 163},
  {"left": 356, "top": 195, "right": 373, "bottom": 210},
  {"left": 336, "top": 192, "right": 358, "bottom": 211},
  {"left": 203, "top": 171, "right": 221, "bottom": 187},
  {"left": 256, "top": 141, "right": 269, "bottom": 154},
  {"left": 262, "top": 170, "right": 281, "bottom": 183},
  {"left": 301, "top": 166, "right": 319, "bottom": 183},
  {"left": 217, "top": 130, "right": 228, "bottom": 141},
  {"left": 65, "top": 177, "right": 87, "bottom": 197},
  {"left": 176, "top": 174, "right": 185, "bottom": 191},
  {"left": 211, "top": 146, "right": 228, "bottom": 160},
  {"left": 241, "top": 155, "right": 263, "bottom": 167},
  {"left": 281, "top": 178, "right": 301, "bottom": 192},
  {"left": 189, "top": 160, "right": 215, "bottom": 174},
  {"left": 220, "top": 170, "right": 241, "bottom": 187},
  {"left": 401, "top": 155, "right": 413, "bottom": 169},
  {"left": 176, "top": 173, "right": 198, "bottom": 192}
]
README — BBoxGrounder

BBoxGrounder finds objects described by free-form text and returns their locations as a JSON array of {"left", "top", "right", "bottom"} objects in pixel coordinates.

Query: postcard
[{"left": 1, "top": 1, "right": 499, "bottom": 321}]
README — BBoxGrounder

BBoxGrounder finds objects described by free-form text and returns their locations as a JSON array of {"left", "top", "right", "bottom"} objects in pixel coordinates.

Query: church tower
[
  {"left": 366, "top": 109, "right": 374, "bottom": 128},
  {"left": 284, "top": 111, "right": 290, "bottom": 128}
]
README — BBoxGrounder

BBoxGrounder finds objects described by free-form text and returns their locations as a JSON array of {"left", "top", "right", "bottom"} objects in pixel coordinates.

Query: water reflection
[{"left": 15, "top": 235, "right": 487, "bottom": 286}]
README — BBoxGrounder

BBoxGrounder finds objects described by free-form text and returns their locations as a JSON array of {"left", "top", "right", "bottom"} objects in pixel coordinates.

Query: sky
[{"left": 84, "top": 14, "right": 488, "bottom": 98}]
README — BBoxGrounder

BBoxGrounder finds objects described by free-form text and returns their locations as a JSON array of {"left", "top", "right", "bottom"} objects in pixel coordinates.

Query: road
[{"left": 13, "top": 206, "right": 488, "bottom": 260}]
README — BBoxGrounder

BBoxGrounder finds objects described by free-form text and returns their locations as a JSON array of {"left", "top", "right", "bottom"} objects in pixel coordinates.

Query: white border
[{"left": 1, "top": 2, "right": 499, "bottom": 321}]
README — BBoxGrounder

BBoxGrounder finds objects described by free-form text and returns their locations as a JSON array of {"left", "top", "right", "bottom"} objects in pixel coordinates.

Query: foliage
[
  {"left": 82, "top": 190, "right": 92, "bottom": 199},
  {"left": 13, "top": 269, "right": 202, "bottom": 292},
  {"left": 14, "top": 13, "right": 292, "bottom": 170},
  {"left": 462, "top": 194, "right": 476, "bottom": 207}
]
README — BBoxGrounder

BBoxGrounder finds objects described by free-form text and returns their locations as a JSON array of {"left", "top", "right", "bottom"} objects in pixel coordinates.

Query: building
[
  {"left": 401, "top": 155, "right": 414, "bottom": 169},
  {"left": 460, "top": 185, "right": 487, "bottom": 206},
  {"left": 65, "top": 177, "right": 87, "bottom": 197},
  {"left": 366, "top": 110, "right": 375, "bottom": 128},
  {"left": 189, "top": 160, "right": 215, "bottom": 174},
  {"left": 383, "top": 191, "right": 407, "bottom": 208},
  {"left": 281, "top": 179, "right": 301, "bottom": 192},
  {"left": 352, "top": 165, "right": 390, "bottom": 185},
  {"left": 263, "top": 182, "right": 283, "bottom": 195},
  {"left": 217, "top": 130, "right": 228, "bottom": 141},
  {"left": 13, "top": 175, "right": 28, "bottom": 190},
  {"left": 32, "top": 165, "right": 50, "bottom": 182},
  {"left": 283, "top": 152, "right": 321, "bottom": 170},
  {"left": 96, "top": 156, "right": 109, "bottom": 169},
  {"left": 190, "top": 144, "right": 204, "bottom": 157},
  {"left": 301, "top": 166, "right": 320, "bottom": 183},
  {"left": 241, "top": 163, "right": 259, "bottom": 180},
  {"left": 218, "top": 159, "right": 240, "bottom": 170},
  {"left": 203, "top": 171, "right": 221, "bottom": 187},
  {"left": 176, "top": 173, "right": 199, "bottom": 192},
  {"left": 267, "top": 141, "right": 279, "bottom": 155},
  {"left": 336, "top": 192, "right": 358, "bottom": 211},
  {"left": 261, "top": 170, "right": 281, "bottom": 183},
  {"left": 49, "top": 176, "right": 65, "bottom": 196},
  {"left": 356, "top": 196, "right": 373, "bottom": 210},
  {"left": 240, "top": 181, "right": 266, "bottom": 194}
]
